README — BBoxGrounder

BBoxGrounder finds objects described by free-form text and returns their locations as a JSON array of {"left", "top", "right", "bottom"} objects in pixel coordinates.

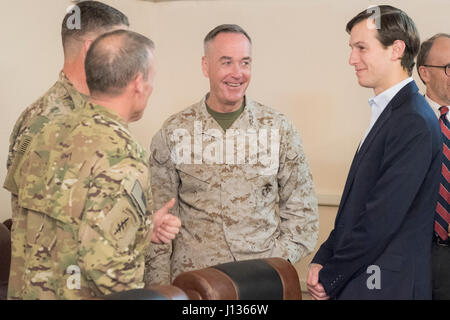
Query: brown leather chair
[
  {"left": 172, "top": 258, "right": 302, "bottom": 300},
  {"left": 0, "top": 223, "right": 11, "bottom": 300},
  {"left": 100, "top": 285, "right": 188, "bottom": 300}
]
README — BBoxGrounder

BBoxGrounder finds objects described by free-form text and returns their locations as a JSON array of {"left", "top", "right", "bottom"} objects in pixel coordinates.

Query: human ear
[
  {"left": 391, "top": 40, "right": 406, "bottom": 61},
  {"left": 201, "top": 56, "right": 209, "bottom": 78},
  {"left": 418, "top": 65, "right": 430, "bottom": 84}
]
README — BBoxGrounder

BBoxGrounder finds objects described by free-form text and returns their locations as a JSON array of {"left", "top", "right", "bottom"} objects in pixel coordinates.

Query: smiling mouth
[{"left": 225, "top": 82, "right": 243, "bottom": 87}]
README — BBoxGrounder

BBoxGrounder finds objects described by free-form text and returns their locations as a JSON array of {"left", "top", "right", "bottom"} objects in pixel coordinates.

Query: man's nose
[
  {"left": 349, "top": 49, "right": 358, "bottom": 66},
  {"left": 230, "top": 63, "right": 243, "bottom": 78}
]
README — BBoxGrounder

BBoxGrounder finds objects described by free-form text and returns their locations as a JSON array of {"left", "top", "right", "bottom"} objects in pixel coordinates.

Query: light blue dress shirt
[{"left": 359, "top": 77, "right": 414, "bottom": 150}]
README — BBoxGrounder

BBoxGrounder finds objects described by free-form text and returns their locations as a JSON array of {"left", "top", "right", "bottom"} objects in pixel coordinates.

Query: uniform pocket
[
  {"left": 175, "top": 164, "right": 217, "bottom": 211},
  {"left": 249, "top": 173, "right": 278, "bottom": 210},
  {"left": 177, "top": 164, "right": 213, "bottom": 190},
  {"left": 25, "top": 210, "right": 57, "bottom": 250}
]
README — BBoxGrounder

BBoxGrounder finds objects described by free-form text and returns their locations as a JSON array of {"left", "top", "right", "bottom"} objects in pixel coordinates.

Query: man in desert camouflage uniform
[
  {"left": 147, "top": 24, "right": 318, "bottom": 285},
  {"left": 6, "top": 30, "right": 180, "bottom": 300},
  {"left": 4, "top": 2, "right": 130, "bottom": 298}
]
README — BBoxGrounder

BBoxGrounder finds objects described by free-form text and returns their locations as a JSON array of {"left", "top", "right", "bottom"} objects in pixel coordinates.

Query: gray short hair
[
  {"left": 85, "top": 30, "right": 155, "bottom": 96},
  {"left": 204, "top": 24, "right": 251, "bottom": 53},
  {"left": 417, "top": 33, "right": 450, "bottom": 83}
]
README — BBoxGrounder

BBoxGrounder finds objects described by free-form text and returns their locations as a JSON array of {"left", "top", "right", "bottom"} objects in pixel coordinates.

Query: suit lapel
[{"left": 336, "top": 81, "right": 418, "bottom": 220}]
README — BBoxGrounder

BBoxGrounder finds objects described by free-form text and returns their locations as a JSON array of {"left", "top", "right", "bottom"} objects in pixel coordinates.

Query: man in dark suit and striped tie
[{"left": 417, "top": 33, "right": 450, "bottom": 300}]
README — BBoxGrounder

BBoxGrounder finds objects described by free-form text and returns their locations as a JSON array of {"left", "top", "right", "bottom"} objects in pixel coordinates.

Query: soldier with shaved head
[
  {"left": 6, "top": 30, "right": 180, "bottom": 300},
  {"left": 4, "top": 1, "right": 130, "bottom": 299}
]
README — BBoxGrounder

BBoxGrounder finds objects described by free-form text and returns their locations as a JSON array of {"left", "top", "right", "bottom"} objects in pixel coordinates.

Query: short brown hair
[
  {"left": 346, "top": 5, "right": 420, "bottom": 76},
  {"left": 85, "top": 30, "right": 154, "bottom": 96},
  {"left": 416, "top": 33, "right": 450, "bottom": 83},
  {"left": 62, "top": 1, "right": 129, "bottom": 54}
]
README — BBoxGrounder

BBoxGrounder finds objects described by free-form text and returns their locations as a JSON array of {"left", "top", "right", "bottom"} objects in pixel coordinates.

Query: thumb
[
  {"left": 308, "top": 265, "right": 320, "bottom": 286},
  {"left": 307, "top": 268, "right": 317, "bottom": 286},
  {"left": 162, "top": 198, "right": 176, "bottom": 212},
  {"left": 311, "top": 269, "right": 319, "bottom": 286}
]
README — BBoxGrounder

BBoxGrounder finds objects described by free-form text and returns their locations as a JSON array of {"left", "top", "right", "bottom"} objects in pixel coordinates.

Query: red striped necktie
[{"left": 435, "top": 106, "right": 450, "bottom": 241}]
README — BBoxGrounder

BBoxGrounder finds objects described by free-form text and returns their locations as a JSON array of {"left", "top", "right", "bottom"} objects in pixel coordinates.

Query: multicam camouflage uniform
[
  {"left": 5, "top": 72, "right": 88, "bottom": 234},
  {"left": 146, "top": 96, "right": 318, "bottom": 285},
  {"left": 5, "top": 101, "right": 153, "bottom": 299},
  {"left": 4, "top": 71, "right": 84, "bottom": 299},
  {"left": 6, "top": 72, "right": 87, "bottom": 171}
]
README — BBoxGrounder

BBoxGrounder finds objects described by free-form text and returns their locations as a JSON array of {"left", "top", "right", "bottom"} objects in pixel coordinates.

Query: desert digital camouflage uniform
[
  {"left": 6, "top": 101, "right": 153, "bottom": 299},
  {"left": 146, "top": 95, "right": 318, "bottom": 285}
]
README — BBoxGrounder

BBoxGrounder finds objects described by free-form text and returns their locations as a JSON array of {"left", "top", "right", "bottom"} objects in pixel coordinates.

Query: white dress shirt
[
  {"left": 425, "top": 94, "right": 449, "bottom": 121},
  {"left": 359, "top": 77, "right": 414, "bottom": 150}
]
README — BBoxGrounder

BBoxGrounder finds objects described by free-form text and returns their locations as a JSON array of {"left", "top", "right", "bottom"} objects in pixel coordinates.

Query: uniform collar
[
  {"left": 84, "top": 101, "right": 129, "bottom": 128},
  {"left": 58, "top": 71, "right": 89, "bottom": 108},
  {"left": 199, "top": 93, "right": 257, "bottom": 134}
]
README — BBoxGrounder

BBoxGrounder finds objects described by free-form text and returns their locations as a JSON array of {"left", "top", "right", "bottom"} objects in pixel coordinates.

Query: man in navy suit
[{"left": 307, "top": 5, "right": 442, "bottom": 300}]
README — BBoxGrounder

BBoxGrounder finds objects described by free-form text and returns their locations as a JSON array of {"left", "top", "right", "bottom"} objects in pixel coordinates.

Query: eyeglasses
[{"left": 423, "top": 64, "right": 450, "bottom": 76}]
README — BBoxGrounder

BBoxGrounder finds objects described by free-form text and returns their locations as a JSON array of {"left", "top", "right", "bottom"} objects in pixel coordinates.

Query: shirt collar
[
  {"left": 367, "top": 77, "right": 413, "bottom": 124},
  {"left": 425, "top": 94, "right": 449, "bottom": 118},
  {"left": 368, "top": 77, "right": 413, "bottom": 110}
]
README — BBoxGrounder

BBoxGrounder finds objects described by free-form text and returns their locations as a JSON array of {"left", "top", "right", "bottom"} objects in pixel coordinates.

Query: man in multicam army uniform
[
  {"left": 4, "top": 3, "right": 131, "bottom": 293},
  {"left": 6, "top": 1, "right": 129, "bottom": 173},
  {"left": 147, "top": 24, "right": 319, "bottom": 285},
  {"left": 5, "top": 29, "right": 181, "bottom": 300}
]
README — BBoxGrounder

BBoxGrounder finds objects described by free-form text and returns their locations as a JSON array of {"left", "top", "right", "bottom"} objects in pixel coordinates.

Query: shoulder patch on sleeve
[
  {"left": 128, "top": 180, "right": 147, "bottom": 219},
  {"left": 98, "top": 203, "right": 139, "bottom": 251}
]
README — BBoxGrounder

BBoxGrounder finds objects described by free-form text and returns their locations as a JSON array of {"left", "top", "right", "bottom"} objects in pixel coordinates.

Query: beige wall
[
  {"left": 295, "top": 205, "right": 337, "bottom": 294},
  {"left": 0, "top": 0, "right": 448, "bottom": 288}
]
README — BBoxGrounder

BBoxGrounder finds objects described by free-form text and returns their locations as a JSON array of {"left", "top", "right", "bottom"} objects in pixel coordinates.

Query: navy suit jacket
[{"left": 312, "top": 81, "right": 442, "bottom": 299}]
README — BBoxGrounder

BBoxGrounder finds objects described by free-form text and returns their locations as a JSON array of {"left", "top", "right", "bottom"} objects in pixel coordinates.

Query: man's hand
[
  {"left": 307, "top": 263, "right": 330, "bottom": 300},
  {"left": 151, "top": 198, "right": 181, "bottom": 244}
]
